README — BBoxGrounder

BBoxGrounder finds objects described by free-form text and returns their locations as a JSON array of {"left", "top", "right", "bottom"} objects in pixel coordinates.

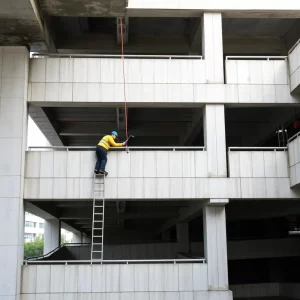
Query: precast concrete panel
[
  {"left": 73, "top": 58, "right": 88, "bottom": 83},
  {"left": 59, "top": 58, "right": 74, "bottom": 83},
  {"left": 36, "top": 265, "right": 51, "bottom": 293},
  {"left": 226, "top": 60, "right": 288, "bottom": 85},
  {"left": 178, "top": 264, "right": 193, "bottom": 291},
  {"left": 50, "top": 265, "right": 65, "bottom": 293},
  {"left": 46, "top": 58, "right": 60, "bottom": 83},
  {"left": 64, "top": 265, "right": 78, "bottom": 293},
  {"left": 87, "top": 58, "right": 101, "bottom": 83}
]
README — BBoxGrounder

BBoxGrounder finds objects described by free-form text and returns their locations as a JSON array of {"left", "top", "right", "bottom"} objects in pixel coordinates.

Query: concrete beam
[
  {"left": 61, "top": 210, "right": 178, "bottom": 220},
  {"left": 158, "top": 201, "right": 206, "bottom": 233}
]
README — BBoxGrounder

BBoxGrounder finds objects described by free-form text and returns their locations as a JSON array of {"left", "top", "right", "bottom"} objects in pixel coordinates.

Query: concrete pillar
[
  {"left": 176, "top": 223, "right": 189, "bottom": 253},
  {"left": 203, "top": 201, "right": 229, "bottom": 291},
  {"left": 44, "top": 219, "right": 61, "bottom": 254},
  {"left": 204, "top": 104, "right": 227, "bottom": 177},
  {"left": 202, "top": 12, "right": 224, "bottom": 83},
  {"left": 0, "top": 46, "right": 29, "bottom": 299},
  {"left": 72, "top": 232, "right": 83, "bottom": 243}
]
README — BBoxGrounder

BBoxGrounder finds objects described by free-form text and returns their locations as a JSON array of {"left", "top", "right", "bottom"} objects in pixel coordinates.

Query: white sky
[{"left": 27, "top": 116, "right": 51, "bottom": 148}]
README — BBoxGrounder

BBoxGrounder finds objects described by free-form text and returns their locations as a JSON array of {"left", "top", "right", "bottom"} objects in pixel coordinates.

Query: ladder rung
[
  {"left": 92, "top": 251, "right": 102, "bottom": 253},
  {"left": 94, "top": 213, "right": 103, "bottom": 215},
  {"left": 92, "top": 243, "right": 103, "bottom": 245},
  {"left": 94, "top": 220, "right": 103, "bottom": 223}
]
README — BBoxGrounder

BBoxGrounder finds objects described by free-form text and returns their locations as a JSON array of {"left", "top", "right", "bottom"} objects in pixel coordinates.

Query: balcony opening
[
  {"left": 223, "top": 18, "right": 299, "bottom": 56},
  {"left": 40, "top": 106, "right": 204, "bottom": 147},
  {"left": 225, "top": 107, "right": 300, "bottom": 148},
  {"left": 24, "top": 200, "right": 205, "bottom": 261}
]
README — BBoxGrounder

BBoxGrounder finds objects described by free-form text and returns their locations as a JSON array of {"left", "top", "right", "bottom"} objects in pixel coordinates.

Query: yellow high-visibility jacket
[{"left": 98, "top": 135, "right": 123, "bottom": 150}]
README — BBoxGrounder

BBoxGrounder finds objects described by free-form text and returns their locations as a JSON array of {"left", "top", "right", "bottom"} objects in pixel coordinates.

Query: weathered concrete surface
[
  {"left": 0, "top": 0, "right": 46, "bottom": 48},
  {"left": 38, "top": 0, "right": 127, "bottom": 17}
]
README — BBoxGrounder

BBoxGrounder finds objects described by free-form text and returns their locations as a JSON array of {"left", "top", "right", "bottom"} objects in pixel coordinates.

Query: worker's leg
[
  {"left": 99, "top": 147, "right": 108, "bottom": 172},
  {"left": 94, "top": 146, "right": 102, "bottom": 173}
]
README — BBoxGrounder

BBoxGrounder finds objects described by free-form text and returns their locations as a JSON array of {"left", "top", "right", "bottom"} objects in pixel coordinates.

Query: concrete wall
[
  {"left": 288, "top": 136, "right": 300, "bottom": 187},
  {"left": 288, "top": 41, "right": 300, "bottom": 93},
  {"left": 225, "top": 59, "right": 293, "bottom": 103},
  {"left": 28, "top": 57, "right": 300, "bottom": 105},
  {"left": 0, "top": 46, "right": 29, "bottom": 299},
  {"left": 24, "top": 150, "right": 300, "bottom": 200},
  {"left": 21, "top": 263, "right": 232, "bottom": 300},
  {"left": 28, "top": 57, "right": 206, "bottom": 104}
]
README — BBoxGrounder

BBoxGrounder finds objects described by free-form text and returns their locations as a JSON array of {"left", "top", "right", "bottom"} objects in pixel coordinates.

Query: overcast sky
[{"left": 27, "top": 117, "right": 51, "bottom": 148}]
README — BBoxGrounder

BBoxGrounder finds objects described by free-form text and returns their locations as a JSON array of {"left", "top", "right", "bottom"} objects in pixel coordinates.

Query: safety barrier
[
  {"left": 24, "top": 258, "right": 205, "bottom": 265},
  {"left": 28, "top": 146, "right": 206, "bottom": 151}
]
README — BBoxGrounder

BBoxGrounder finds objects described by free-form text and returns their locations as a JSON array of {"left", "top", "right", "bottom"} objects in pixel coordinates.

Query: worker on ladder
[{"left": 94, "top": 131, "right": 125, "bottom": 176}]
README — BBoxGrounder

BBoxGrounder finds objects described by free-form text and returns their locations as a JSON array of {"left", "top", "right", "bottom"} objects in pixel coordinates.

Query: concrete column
[
  {"left": 204, "top": 104, "right": 227, "bottom": 177},
  {"left": 202, "top": 12, "right": 224, "bottom": 83},
  {"left": 72, "top": 232, "right": 83, "bottom": 243},
  {"left": 0, "top": 46, "right": 29, "bottom": 299},
  {"left": 176, "top": 223, "right": 189, "bottom": 253},
  {"left": 203, "top": 201, "right": 229, "bottom": 291},
  {"left": 44, "top": 219, "right": 61, "bottom": 254}
]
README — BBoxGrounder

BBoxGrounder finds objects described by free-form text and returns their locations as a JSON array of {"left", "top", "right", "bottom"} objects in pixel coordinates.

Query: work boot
[
  {"left": 99, "top": 170, "right": 108, "bottom": 176},
  {"left": 94, "top": 169, "right": 99, "bottom": 175}
]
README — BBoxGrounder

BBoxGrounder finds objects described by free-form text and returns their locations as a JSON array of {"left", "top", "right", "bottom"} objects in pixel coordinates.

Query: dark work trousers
[{"left": 95, "top": 145, "right": 108, "bottom": 172}]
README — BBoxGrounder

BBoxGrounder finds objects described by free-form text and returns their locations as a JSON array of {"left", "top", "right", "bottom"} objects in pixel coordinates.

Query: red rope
[{"left": 120, "top": 18, "right": 128, "bottom": 141}]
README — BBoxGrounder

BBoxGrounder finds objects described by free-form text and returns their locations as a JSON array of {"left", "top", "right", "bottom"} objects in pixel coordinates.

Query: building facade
[{"left": 1, "top": 1, "right": 300, "bottom": 300}]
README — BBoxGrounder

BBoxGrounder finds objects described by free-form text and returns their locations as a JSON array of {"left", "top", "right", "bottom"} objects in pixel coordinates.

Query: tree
[{"left": 24, "top": 236, "right": 44, "bottom": 259}]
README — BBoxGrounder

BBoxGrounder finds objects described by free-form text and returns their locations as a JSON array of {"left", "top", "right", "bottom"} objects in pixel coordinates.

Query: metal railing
[
  {"left": 24, "top": 258, "right": 205, "bottom": 265},
  {"left": 25, "top": 243, "right": 90, "bottom": 261},
  {"left": 31, "top": 53, "right": 203, "bottom": 60},
  {"left": 28, "top": 146, "right": 206, "bottom": 151},
  {"left": 226, "top": 56, "right": 287, "bottom": 61},
  {"left": 228, "top": 147, "right": 287, "bottom": 151},
  {"left": 288, "top": 131, "right": 300, "bottom": 143},
  {"left": 288, "top": 38, "right": 300, "bottom": 55}
]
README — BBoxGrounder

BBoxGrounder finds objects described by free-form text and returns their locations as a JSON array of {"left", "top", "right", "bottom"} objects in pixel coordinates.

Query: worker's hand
[{"left": 122, "top": 142, "right": 126, "bottom": 146}]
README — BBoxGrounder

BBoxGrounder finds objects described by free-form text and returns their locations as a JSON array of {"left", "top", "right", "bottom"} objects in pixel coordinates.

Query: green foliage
[{"left": 24, "top": 236, "right": 44, "bottom": 259}]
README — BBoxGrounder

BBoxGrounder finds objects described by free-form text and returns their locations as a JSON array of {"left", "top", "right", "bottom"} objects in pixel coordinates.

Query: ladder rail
[{"left": 91, "top": 173, "right": 105, "bottom": 262}]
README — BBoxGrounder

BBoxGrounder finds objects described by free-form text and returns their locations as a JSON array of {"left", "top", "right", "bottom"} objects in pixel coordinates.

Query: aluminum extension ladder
[{"left": 91, "top": 173, "right": 105, "bottom": 261}]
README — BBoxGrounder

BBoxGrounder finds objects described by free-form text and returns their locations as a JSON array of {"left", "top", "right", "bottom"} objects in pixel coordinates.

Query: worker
[{"left": 94, "top": 131, "right": 125, "bottom": 176}]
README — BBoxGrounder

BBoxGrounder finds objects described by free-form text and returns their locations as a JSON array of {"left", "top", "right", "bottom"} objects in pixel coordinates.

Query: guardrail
[
  {"left": 28, "top": 146, "right": 206, "bottom": 151},
  {"left": 288, "top": 131, "right": 300, "bottom": 143},
  {"left": 226, "top": 56, "right": 287, "bottom": 60},
  {"left": 228, "top": 147, "right": 287, "bottom": 151},
  {"left": 25, "top": 243, "right": 90, "bottom": 261},
  {"left": 31, "top": 53, "right": 203, "bottom": 60},
  {"left": 288, "top": 38, "right": 300, "bottom": 54},
  {"left": 24, "top": 258, "right": 206, "bottom": 265}
]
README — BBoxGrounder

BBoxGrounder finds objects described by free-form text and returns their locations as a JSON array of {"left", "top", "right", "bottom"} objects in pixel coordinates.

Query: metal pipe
[
  {"left": 288, "top": 131, "right": 300, "bottom": 143},
  {"left": 228, "top": 147, "right": 287, "bottom": 151},
  {"left": 28, "top": 146, "right": 205, "bottom": 151},
  {"left": 226, "top": 56, "right": 287, "bottom": 60},
  {"left": 288, "top": 38, "right": 300, "bottom": 55},
  {"left": 24, "top": 258, "right": 205, "bottom": 264},
  {"left": 31, "top": 53, "right": 203, "bottom": 59}
]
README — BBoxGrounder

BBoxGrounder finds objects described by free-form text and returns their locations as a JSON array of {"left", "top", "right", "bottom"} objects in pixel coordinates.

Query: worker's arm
[{"left": 108, "top": 136, "right": 124, "bottom": 147}]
